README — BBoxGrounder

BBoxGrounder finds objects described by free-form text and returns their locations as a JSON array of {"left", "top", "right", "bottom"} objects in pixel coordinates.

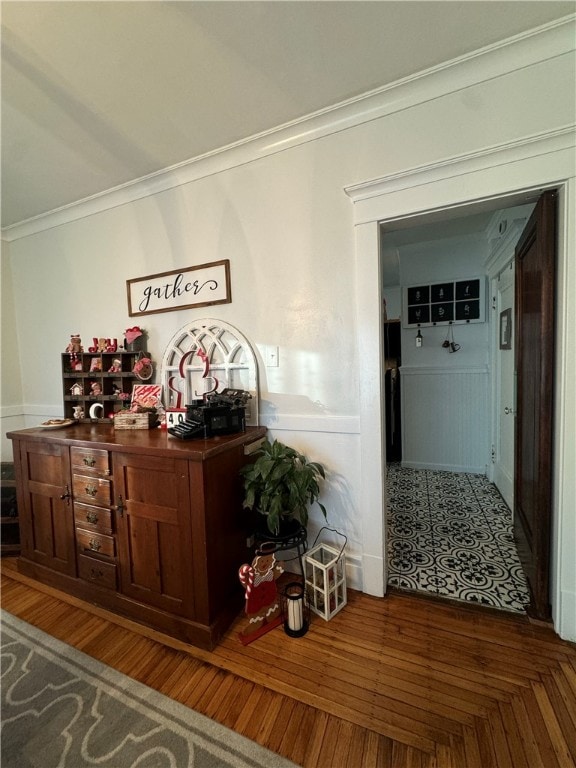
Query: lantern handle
[{"left": 310, "top": 526, "right": 347, "bottom": 558}]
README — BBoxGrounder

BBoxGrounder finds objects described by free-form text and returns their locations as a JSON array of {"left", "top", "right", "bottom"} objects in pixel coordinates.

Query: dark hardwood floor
[{"left": 2, "top": 559, "right": 575, "bottom": 767}]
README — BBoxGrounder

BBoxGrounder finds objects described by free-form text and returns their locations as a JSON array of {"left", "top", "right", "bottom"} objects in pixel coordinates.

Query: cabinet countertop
[{"left": 7, "top": 424, "right": 267, "bottom": 461}]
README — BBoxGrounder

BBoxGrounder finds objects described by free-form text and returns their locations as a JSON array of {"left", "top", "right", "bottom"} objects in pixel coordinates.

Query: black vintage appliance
[{"left": 168, "top": 389, "right": 252, "bottom": 440}]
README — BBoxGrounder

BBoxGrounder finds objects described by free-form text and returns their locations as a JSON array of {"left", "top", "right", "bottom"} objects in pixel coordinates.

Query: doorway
[{"left": 380, "top": 199, "right": 539, "bottom": 613}]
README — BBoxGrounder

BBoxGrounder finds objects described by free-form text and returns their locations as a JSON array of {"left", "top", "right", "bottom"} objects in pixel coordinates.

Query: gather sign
[{"left": 127, "top": 260, "right": 231, "bottom": 317}]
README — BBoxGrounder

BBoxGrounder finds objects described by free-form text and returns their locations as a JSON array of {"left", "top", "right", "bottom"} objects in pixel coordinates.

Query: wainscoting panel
[{"left": 400, "top": 366, "right": 489, "bottom": 473}]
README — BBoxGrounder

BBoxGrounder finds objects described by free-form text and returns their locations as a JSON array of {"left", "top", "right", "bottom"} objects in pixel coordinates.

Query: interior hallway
[{"left": 386, "top": 465, "right": 531, "bottom": 613}]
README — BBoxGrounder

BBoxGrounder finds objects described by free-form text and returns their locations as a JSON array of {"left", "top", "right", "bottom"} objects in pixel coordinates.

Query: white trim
[
  {"left": 0, "top": 405, "right": 24, "bottom": 418},
  {"left": 3, "top": 15, "right": 574, "bottom": 242},
  {"left": 553, "top": 178, "right": 576, "bottom": 642},
  {"left": 485, "top": 215, "right": 531, "bottom": 275},
  {"left": 399, "top": 366, "right": 489, "bottom": 376},
  {"left": 355, "top": 221, "right": 386, "bottom": 598},
  {"left": 345, "top": 126, "right": 575, "bottom": 210},
  {"left": 347, "top": 142, "right": 575, "bottom": 230},
  {"left": 402, "top": 461, "right": 487, "bottom": 475},
  {"left": 1, "top": 404, "right": 360, "bottom": 435},
  {"left": 261, "top": 414, "right": 360, "bottom": 435},
  {"left": 2, "top": 404, "right": 62, "bottom": 418}
]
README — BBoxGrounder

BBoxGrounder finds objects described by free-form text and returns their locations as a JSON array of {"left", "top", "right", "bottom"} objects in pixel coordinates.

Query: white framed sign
[{"left": 127, "top": 260, "right": 231, "bottom": 317}]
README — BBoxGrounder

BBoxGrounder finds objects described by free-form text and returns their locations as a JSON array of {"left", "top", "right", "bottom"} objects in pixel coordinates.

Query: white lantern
[{"left": 304, "top": 531, "right": 347, "bottom": 621}]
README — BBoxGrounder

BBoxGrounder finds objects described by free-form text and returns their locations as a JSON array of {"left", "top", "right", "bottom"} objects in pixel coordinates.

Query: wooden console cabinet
[{"left": 8, "top": 424, "right": 266, "bottom": 649}]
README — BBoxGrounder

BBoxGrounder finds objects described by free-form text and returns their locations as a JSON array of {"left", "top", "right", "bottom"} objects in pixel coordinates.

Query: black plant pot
[{"left": 256, "top": 515, "right": 304, "bottom": 543}]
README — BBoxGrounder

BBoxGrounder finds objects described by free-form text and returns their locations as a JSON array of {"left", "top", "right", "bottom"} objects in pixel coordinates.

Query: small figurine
[
  {"left": 70, "top": 382, "right": 83, "bottom": 396},
  {"left": 108, "top": 358, "right": 122, "bottom": 373},
  {"left": 66, "top": 334, "right": 83, "bottom": 355},
  {"left": 66, "top": 334, "right": 83, "bottom": 369},
  {"left": 238, "top": 550, "right": 284, "bottom": 640},
  {"left": 73, "top": 406, "right": 84, "bottom": 420},
  {"left": 90, "top": 381, "right": 102, "bottom": 396},
  {"left": 89, "top": 337, "right": 118, "bottom": 353},
  {"left": 90, "top": 358, "right": 102, "bottom": 372}
]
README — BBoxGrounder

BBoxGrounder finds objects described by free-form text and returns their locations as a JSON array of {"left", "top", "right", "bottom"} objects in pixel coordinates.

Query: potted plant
[{"left": 240, "top": 438, "right": 327, "bottom": 536}]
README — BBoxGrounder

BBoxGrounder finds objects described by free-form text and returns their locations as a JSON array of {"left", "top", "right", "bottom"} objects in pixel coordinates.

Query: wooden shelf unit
[{"left": 62, "top": 351, "right": 145, "bottom": 423}]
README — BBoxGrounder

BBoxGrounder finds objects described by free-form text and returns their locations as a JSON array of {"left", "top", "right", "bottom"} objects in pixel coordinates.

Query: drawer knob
[
  {"left": 89, "top": 539, "right": 102, "bottom": 552},
  {"left": 85, "top": 484, "right": 98, "bottom": 497},
  {"left": 90, "top": 568, "right": 104, "bottom": 580},
  {"left": 86, "top": 511, "right": 99, "bottom": 525},
  {"left": 83, "top": 456, "right": 96, "bottom": 467}
]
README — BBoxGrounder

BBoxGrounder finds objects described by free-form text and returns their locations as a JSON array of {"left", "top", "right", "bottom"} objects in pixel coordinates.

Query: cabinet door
[
  {"left": 113, "top": 453, "right": 195, "bottom": 617},
  {"left": 16, "top": 440, "right": 76, "bottom": 575}
]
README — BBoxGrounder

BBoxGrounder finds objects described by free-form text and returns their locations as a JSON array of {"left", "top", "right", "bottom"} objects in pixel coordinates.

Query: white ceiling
[{"left": 2, "top": 0, "right": 574, "bottom": 229}]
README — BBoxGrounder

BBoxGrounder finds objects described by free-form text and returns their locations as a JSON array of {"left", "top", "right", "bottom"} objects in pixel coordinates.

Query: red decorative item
[
  {"left": 125, "top": 326, "right": 144, "bottom": 345},
  {"left": 238, "top": 548, "right": 284, "bottom": 644}
]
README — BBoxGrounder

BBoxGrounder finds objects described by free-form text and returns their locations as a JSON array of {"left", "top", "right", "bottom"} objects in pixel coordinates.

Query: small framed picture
[
  {"left": 407, "top": 285, "right": 429, "bottom": 305},
  {"left": 500, "top": 308, "right": 512, "bottom": 350}
]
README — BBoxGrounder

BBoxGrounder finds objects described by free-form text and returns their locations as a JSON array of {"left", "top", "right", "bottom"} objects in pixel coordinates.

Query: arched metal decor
[{"left": 160, "top": 319, "right": 259, "bottom": 425}]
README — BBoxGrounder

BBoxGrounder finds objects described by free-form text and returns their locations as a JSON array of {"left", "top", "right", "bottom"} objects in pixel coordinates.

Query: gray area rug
[{"left": 1, "top": 610, "right": 297, "bottom": 768}]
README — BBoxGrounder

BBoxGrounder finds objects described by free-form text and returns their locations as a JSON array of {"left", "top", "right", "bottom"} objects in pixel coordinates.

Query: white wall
[
  {"left": 383, "top": 287, "right": 401, "bottom": 320},
  {"left": 0, "top": 241, "right": 25, "bottom": 461},
  {"left": 397, "top": 233, "right": 490, "bottom": 472},
  {"left": 2, "top": 19, "right": 575, "bottom": 636}
]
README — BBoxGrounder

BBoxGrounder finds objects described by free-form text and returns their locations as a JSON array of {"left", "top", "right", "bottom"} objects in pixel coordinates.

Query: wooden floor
[{"left": 2, "top": 559, "right": 575, "bottom": 767}]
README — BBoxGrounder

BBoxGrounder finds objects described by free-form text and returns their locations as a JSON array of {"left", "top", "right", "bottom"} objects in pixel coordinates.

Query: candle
[
  {"left": 287, "top": 596, "right": 303, "bottom": 632},
  {"left": 285, "top": 583, "right": 306, "bottom": 635}
]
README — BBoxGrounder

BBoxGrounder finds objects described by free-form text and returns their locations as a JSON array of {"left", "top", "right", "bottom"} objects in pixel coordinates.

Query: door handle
[
  {"left": 504, "top": 407, "right": 515, "bottom": 415},
  {"left": 60, "top": 485, "right": 72, "bottom": 505}
]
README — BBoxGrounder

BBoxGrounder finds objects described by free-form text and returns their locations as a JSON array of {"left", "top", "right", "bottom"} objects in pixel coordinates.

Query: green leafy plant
[{"left": 240, "top": 439, "right": 327, "bottom": 535}]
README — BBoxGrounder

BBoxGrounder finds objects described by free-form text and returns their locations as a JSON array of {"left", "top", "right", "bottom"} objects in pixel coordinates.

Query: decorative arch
[{"left": 160, "top": 319, "right": 259, "bottom": 425}]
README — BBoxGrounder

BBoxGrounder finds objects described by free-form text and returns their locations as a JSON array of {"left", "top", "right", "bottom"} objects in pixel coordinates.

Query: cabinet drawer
[
  {"left": 78, "top": 553, "right": 117, "bottom": 590},
  {"left": 73, "top": 474, "right": 111, "bottom": 506},
  {"left": 71, "top": 447, "right": 110, "bottom": 475},
  {"left": 74, "top": 503, "right": 113, "bottom": 535},
  {"left": 76, "top": 527, "right": 115, "bottom": 558}
]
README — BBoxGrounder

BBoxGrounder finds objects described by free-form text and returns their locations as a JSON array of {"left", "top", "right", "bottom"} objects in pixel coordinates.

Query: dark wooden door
[
  {"left": 514, "top": 190, "right": 556, "bottom": 620},
  {"left": 114, "top": 452, "right": 195, "bottom": 617},
  {"left": 16, "top": 440, "right": 76, "bottom": 575}
]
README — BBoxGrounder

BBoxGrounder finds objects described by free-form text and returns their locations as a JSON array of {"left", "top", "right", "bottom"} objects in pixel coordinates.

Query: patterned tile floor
[{"left": 386, "top": 465, "right": 531, "bottom": 613}]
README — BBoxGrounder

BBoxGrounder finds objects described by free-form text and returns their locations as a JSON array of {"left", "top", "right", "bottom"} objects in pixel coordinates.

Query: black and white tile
[{"left": 386, "top": 465, "right": 531, "bottom": 613}]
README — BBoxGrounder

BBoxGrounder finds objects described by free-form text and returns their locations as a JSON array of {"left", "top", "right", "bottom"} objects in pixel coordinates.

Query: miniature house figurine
[{"left": 70, "top": 382, "right": 83, "bottom": 396}]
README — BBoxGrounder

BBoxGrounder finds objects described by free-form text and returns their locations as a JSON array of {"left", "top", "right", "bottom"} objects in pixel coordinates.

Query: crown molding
[
  {"left": 2, "top": 14, "right": 574, "bottom": 243},
  {"left": 345, "top": 126, "right": 576, "bottom": 203}
]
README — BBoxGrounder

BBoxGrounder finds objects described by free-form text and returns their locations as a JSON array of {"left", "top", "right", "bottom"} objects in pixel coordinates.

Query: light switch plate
[{"left": 265, "top": 345, "right": 279, "bottom": 367}]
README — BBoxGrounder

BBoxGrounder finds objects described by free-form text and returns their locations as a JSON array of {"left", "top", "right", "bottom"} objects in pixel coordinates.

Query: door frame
[
  {"left": 346, "top": 132, "right": 575, "bottom": 640},
  {"left": 490, "top": 260, "right": 516, "bottom": 511}
]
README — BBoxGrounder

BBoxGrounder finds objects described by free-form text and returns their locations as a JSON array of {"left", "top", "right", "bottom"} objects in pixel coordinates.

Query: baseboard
[
  {"left": 558, "top": 589, "right": 576, "bottom": 643},
  {"left": 401, "top": 461, "right": 487, "bottom": 475}
]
